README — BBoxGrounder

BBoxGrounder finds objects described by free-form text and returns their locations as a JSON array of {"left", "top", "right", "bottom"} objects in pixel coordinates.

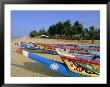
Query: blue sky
[{"left": 11, "top": 10, "right": 100, "bottom": 38}]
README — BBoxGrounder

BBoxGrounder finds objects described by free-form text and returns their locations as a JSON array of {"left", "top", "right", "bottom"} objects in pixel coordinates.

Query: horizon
[{"left": 11, "top": 10, "right": 100, "bottom": 38}]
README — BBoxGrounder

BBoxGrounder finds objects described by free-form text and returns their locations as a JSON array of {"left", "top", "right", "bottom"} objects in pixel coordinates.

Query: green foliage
[
  {"left": 73, "top": 21, "right": 83, "bottom": 41},
  {"left": 29, "top": 19, "right": 100, "bottom": 43},
  {"left": 48, "top": 24, "right": 56, "bottom": 37},
  {"left": 88, "top": 26, "right": 95, "bottom": 43},
  {"left": 29, "top": 30, "right": 39, "bottom": 38}
]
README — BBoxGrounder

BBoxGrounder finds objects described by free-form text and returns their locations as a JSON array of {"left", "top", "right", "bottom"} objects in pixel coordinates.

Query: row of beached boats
[{"left": 15, "top": 41, "right": 100, "bottom": 77}]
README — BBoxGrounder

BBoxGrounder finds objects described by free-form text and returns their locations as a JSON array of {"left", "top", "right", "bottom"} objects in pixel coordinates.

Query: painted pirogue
[
  {"left": 15, "top": 42, "right": 100, "bottom": 55},
  {"left": 56, "top": 48, "right": 100, "bottom": 77},
  {"left": 15, "top": 42, "right": 100, "bottom": 77}
]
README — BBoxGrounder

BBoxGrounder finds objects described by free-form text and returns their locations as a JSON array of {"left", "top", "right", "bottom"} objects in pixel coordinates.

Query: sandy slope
[{"left": 11, "top": 37, "right": 99, "bottom": 77}]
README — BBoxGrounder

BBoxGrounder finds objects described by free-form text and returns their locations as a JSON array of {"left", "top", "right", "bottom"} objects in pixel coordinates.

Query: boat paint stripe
[
  {"left": 16, "top": 43, "right": 100, "bottom": 50},
  {"left": 63, "top": 59, "right": 98, "bottom": 77},
  {"left": 60, "top": 55, "right": 100, "bottom": 65},
  {"left": 22, "top": 50, "right": 29, "bottom": 58},
  {"left": 56, "top": 48, "right": 100, "bottom": 65},
  {"left": 22, "top": 50, "right": 85, "bottom": 77}
]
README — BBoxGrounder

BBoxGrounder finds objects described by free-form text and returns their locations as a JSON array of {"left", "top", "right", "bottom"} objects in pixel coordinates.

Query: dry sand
[{"left": 11, "top": 37, "right": 100, "bottom": 77}]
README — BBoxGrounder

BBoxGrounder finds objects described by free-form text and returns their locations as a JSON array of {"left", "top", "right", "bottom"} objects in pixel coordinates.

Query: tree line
[{"left": 29, "top": 20, "right": 100, "bottom": 43}]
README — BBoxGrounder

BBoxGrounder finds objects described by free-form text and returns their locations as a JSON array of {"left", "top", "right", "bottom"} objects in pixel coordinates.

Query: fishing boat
[
  {"left": 15, "top": 42, "right": 100, "bottom": 77},
  {"left": 55, "top": 48, "right": 100, "bottom": 77},
  {"left": 16, "top": 48, "right": 85, "bottom": 77},
  {"left": 16, "top": 42, "right": 100, "bottom": 55}
]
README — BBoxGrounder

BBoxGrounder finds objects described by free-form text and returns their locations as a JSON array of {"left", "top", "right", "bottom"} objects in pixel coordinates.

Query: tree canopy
[{"left": 29, "top": 20, "right": 100, "bottom": 43}]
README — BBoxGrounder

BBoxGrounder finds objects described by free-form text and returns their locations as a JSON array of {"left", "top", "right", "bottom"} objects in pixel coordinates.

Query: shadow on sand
[{"left": 12, "top": 62, "right": 67, "bottom": 77}]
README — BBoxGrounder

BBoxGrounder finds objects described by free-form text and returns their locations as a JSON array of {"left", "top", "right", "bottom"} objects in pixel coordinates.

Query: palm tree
[
  {"left": 73, "top": 21, "right": 83, "bottom": 41},
  {"left": 83, "top": 28, "right": 89, "bottom": 39},
  {"left": 63, "top": 20, "right": 71, "bottom": 39},
  {"left": 48, "top": 24, "right": 56, "bottom": 38},
  {"left": 88, "top": 26, "right": 95, "bottom": 44},
  {"left": 55, "top": 21, "right": 63, "bottom": 37},
  {"left": 71, "top": 25, "right": 76, "bottom": 40}
]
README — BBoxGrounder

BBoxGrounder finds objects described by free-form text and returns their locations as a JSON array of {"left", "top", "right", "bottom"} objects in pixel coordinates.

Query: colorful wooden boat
[
  {"left": 16, "top": 48, "right": 100, "bottom": 77},
  {"left": 16, "top": 42, "right": 100, "bottom": 55},
  {"left": 55, "top": 48, "right": 100, "bottom": 77},
  {"left": 16, "top": 48, "right": 85, "bottom": 77}
]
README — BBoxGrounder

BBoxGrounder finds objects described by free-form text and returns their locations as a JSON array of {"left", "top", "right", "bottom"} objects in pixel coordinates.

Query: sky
[{"left": 11, "top": 10, "right": 100, "bottom": 38}]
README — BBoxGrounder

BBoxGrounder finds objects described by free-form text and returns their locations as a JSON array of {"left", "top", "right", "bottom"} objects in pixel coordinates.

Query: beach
[{"left": 11, "top": 37, "right": 100, "bottom": 77}]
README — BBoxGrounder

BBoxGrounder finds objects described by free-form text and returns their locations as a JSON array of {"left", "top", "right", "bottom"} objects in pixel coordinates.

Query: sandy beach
[{"left": 11, "top": 37, "right": 100, "bottom": 77}]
